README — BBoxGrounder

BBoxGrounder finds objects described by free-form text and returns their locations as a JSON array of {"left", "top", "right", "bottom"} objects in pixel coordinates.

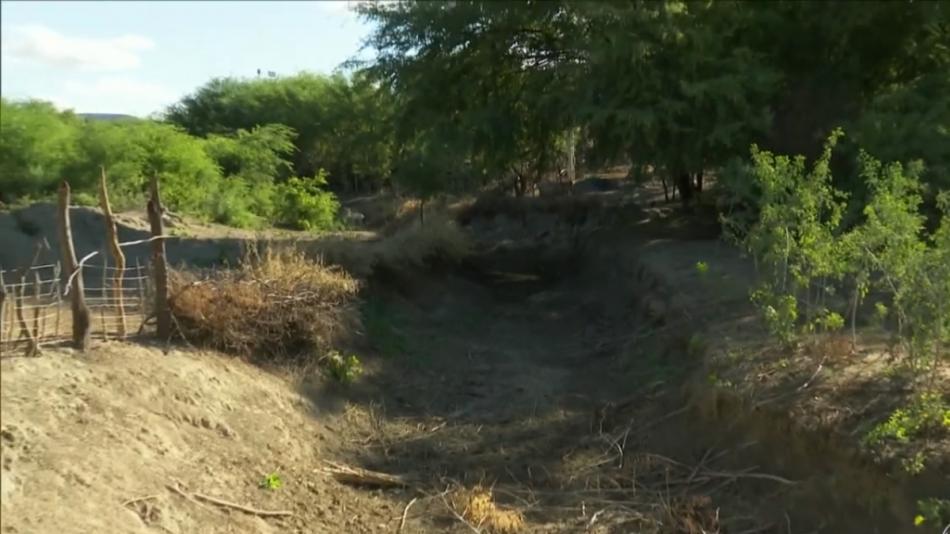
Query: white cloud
[
  {"left": 1, "top": 25, "right": 154, "bottom": 72},
  {"left": 65, "top": 75, "right": 176, "bottom": 102},
  {"left": 315, "top": 1, "right": 356, "bottom": 16},
  {"left": 43, "top": 76, "right": 180, "bottom": 116}
]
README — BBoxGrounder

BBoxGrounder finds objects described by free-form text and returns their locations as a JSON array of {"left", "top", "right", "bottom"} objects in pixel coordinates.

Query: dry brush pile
[{"left": 169, "top": 246, "right": 359, "bottom": 364}]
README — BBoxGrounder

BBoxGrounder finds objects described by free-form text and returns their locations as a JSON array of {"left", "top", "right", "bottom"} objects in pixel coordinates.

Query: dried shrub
[
  {"left": 169, "top": 245, "right": 359, "bottom": 362},
  {"left": 449, "top": 485, "right": 524, "bottom": 533},
  {"left": 308, "top": 211, "right": 473, "bottom": 277},
  {"left": 375, "top": 212, "right": 473, "bottom": 268}
]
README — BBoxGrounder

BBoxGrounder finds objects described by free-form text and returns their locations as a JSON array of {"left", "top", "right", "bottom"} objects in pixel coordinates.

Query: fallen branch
[
  {"left": 192, "top": 491, "right": 293, "bottom": 517},
  {"left": 166, "top": 481, "right": 213, "bottom": 512},
  {"left": 321, "top": 461, "right": 412, "bottom": 488},
  {"left": 166, "top": 480, "right": 293, "bottom": 518}
]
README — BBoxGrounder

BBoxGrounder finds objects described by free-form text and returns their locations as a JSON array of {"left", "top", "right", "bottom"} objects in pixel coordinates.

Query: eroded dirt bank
[
  {"left": 2, "top": 200, "right": 944, "bottom": 534},
  {"left": 331, "top": 219, "right": 931, "bottom": 534}
]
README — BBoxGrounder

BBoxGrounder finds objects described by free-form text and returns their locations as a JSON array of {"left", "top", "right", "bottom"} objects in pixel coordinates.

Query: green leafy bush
[
  {"left": 322, "top": 351, "right": 363, "bottom": 384},
  {"left": 734, "top": 130, "right": 948, "bottom": 370},
  {"left": 864, "top": 393, "right": 950, "bottom": 446},
  {"left": 274, "top": 172, "right": 340, "bottom": 231}
]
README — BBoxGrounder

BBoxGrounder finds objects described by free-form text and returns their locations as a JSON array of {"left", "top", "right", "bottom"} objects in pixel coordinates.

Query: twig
[
  {"left": 636, "top": 404, "right": 690, "bottom": 433},
  {"left": 397, "top": 497, "right": 419, "bottom": 533},
  {"left": 796, "top": 355, "right": 827, "bottom": 392},
  {"left": 122, "top": 494, "right": 160, "bottom": 507},
  {"left": 166, "top": 480, "right": 292, "bottom": 517},
  {"left": 588, "top": 507, "right": 606, "bottom": 528},
  {"left": 192, "top": 491, "right": 293, "bottom": 517},
  {"left": 701, "top": 469, "right": 797, "bottom": 485},
  {"left": 166, "top": 481, "right": 212, "bottom": 512}
]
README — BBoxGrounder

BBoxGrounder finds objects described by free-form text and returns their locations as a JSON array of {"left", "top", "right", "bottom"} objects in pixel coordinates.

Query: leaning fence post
[
  {"left": 0, "top": 267, "right": 6, "bottom": 356},
  {"left": 147, "top": 176, "right": 170, "bottom": 341},
  {"left": 53, "top": 262, "right": 62, "bottom": 341},
  {"left": 100, "top": 251, "right": 109, "bottom": 340},
  {"left": 33, "top": 270, "right": 42, "bottom": 344},
  {"left": 99, "top": 167, "right": 127, "bottom": 337},
  {"left": 58, "top": 181, "right": 92, "bottom": 350}
]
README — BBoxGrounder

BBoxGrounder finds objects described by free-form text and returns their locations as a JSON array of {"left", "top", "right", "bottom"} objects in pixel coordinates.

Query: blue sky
[{"left": 0, "top": 1, "right": 375, "bottom": 116}]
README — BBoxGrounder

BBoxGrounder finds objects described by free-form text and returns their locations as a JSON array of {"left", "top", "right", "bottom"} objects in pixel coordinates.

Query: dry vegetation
[
  {"left": 310, "top": 210, "right": 474, "bottom": 278},
  {"left": 169, "top": 245, "right": 359, "bottom": 363}
]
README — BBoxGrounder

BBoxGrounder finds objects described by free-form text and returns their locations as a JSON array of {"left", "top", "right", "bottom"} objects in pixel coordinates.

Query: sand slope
[{"left": 0, "top": 343, "right": 399, "bottom": 534}]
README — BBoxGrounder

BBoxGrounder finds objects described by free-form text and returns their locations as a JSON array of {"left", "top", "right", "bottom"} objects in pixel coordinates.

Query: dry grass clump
[
  {"left": 306, "top": 211, "right": 473, "bottom": 278},
  {"left": 170, "top": 244, "right": 359, "bottom": 362},
  {"left": 449, "top": 485, "right": 524, "bottom": 533},
  {"left": 662, "top": 495, "right": 720, "bottom": 534},
  {"left": 376, "top": 212, "right": 473, "bottom": 269}
]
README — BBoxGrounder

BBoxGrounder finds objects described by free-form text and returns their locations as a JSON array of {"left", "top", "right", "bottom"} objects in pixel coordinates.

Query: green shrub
[
  {"left": 864, "top": 392, "right": 950, "bottom": 446},
  {"left": 275, "top": 172, "right": 340, "bottom": 231},
  {"left": 322, "top": 351, "right": 363, "bottom": 384}
]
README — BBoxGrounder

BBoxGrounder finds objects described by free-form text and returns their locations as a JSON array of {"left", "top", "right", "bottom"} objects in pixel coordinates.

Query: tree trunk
[
  {"left": 676, "top": 172, "right": 693, "bottom": 206},
  {"left": 695, "top": 170, "right": 704, "bottom": 193},
  {"left": 58, "top": 182, "right": 91, "bottom": 350},
  {"left": 147, "top": 176, "right": 170, "bottom": 341}
]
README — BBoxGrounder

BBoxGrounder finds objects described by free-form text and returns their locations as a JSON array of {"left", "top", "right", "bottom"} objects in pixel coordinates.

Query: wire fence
[{"left": 0, "top": 255, "right": 153, "bottom": 354}]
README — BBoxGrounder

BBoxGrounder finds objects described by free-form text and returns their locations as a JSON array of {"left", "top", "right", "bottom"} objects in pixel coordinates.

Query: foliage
[
  {"left": 864, "top": 392, "right": 949, "bottom": 446},
  {"left": 750, "top": 287, "right": 799, "bottom": 348},
  {"left": 259, "top": 472, "right": 283, "bottom": 491},
  {"left": 321, "top": 351, "right": 363, "bottom": 384},
  {"left": 0, "top": 99, "right": 81, "bottom": 202},
  {"left": 914, "top": 498, "right": 950, "bottom": 529},
  {"left": 274, "top": 172, "right": 340, "bottom": 231},
  {"left": 694, "top": 261, "right": 709, "bottom": 276},
  {"left": 734, "top": 131, "right": 949, "bottom": 370},
  {"left": 165, "top": 72, "right": 395, "bottom": 192}
]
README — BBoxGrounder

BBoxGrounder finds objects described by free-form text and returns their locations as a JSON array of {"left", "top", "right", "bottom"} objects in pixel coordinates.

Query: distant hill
[{"left": 78, "top": 113, "right": 139, "bottom": 122}]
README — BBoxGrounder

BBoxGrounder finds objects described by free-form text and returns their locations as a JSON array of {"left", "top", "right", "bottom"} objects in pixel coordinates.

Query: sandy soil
[{"left": 0, "top": 343, "right": 405, "bottom": 534}]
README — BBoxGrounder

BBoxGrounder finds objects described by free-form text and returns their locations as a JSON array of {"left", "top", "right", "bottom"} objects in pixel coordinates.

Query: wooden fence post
[
  {"left": 99, "top": 166, "right": 127, "bottom": 337},
  {"left": 53, "top": 262, "right": 62, "bottom": 341},
  {"left": 12, "top": 244, "right": 45, "bottom": 357},
  {"left": 0, "top": 267, "right": 6, "bottom": 356},
  {"left": 32, "top": 270, "right": 42, "bottom": 343},
  {"left": 147, "top": 176, "right": 170, "bottom": 341},
  {"left": 100, "top": 251, "right": 108, "bottom": 340},
  {"left": 58, "top": 181, "right": 91, "bottom": 350}
]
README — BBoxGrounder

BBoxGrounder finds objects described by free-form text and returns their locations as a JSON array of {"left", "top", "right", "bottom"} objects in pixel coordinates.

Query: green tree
[{"left": 0, "top": 99, "right": 81, "bottom": 202}]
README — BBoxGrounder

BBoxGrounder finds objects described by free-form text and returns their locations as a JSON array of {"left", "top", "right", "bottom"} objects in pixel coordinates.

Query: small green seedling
[
  {"left": 260, "top": 472, "right": 283, "bottom": 491},
  {"left": 695, "top": 261, "right": 709, "bottom": 276}
]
